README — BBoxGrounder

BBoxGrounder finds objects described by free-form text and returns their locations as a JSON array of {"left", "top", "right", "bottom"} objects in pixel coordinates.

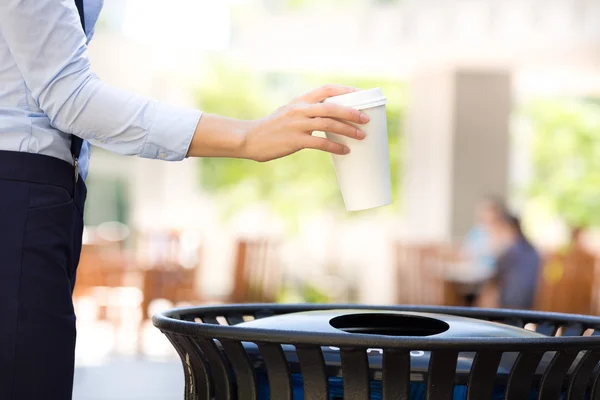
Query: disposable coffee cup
[{"left": 323, "top": 87, "right": 392, "bottom": 211}]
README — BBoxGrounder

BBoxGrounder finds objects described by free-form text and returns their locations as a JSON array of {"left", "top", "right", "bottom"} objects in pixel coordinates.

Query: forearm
[{"left": 186, "top": 114, "right": 252, "bottom": 159}]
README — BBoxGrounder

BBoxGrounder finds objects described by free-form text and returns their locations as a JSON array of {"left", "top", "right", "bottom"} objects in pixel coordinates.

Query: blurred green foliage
[
  {"left": 524, "top": 98, "right": 600, "bottom": 228},
  {"left": 299, "top": 283, "right": 334, "bottom": 303},
  {"left": 195, "top": 60, "right": 404, "bottom": 229}
]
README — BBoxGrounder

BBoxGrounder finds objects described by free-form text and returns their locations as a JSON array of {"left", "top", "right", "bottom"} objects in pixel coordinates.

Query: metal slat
[
  {"left": 297, "top": 346, "right": 329, "bottom": 400},
  {"left": 505, "top": 352, "right": 544, "bottom": 399},
  {"left": 590, "top": 362, "right": 600, "bottom": 399},
  {"left": 201, "top": 316, "right": 220, "bottom": 325},
  {"left": 163, "top": 334, "right": 193, "bottom": 391},
  {"left": 567, "top": 351, "right": 600, "bottom": 400},
  {"left": 176, "top": 335, "right": 212, "bottom": 400},
  {"left": 225, "top": 315, "right": 245, "bottom": 326},
  {"left": 427, "top": 351, "right": 458, "bottom": 400},
  {"left": 341, "top": 348, "right": 370, "bottom": 400},
  {"left": 538, "top": 351, "right": 578, "bottom": 400},
  {"left": 382, "top": 350, "right": 410, "bottom": 400},
  {"left": 196, "top": 339, "right": 234, "bottom": 400},
  {"left": 466, "top": 351, "right": 503, "bottom": 400},
  {"left": 258, "top": 343, "right": 293, "bottom": 400},
  {"left": 220, "top": 340, "right": 258, "bottom": 400}
]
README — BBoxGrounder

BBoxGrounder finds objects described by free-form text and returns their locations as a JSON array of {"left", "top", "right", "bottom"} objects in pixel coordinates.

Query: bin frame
[{"left": 153, "top": 304, "right": 600, "bottom": 400}]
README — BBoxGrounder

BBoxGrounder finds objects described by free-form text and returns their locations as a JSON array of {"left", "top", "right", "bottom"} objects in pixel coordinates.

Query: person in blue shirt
[
  {"left": 493, "top": 212, "right": 541, "bottom": 310},
  {"left": 460, "top": 196, "right": 506, "bottom": 306},
  {"left": 0, "top": 1, "right": 369, "bottom": 398}
]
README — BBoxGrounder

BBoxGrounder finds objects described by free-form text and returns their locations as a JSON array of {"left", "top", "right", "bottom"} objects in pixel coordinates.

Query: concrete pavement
[{"left": 73, "top": 358, "right": 184, "bottom": 400}]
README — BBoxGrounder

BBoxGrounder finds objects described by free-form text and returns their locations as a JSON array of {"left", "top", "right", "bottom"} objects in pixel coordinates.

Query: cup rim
[{"left": 324, "top": 87, "right": 387, "bottom": 110}]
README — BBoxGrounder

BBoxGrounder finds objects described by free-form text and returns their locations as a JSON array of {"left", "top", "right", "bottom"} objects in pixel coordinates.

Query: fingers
[
  {"left": 301, "top": 117, "right": 366, "bottom": 140},
  {"left": 300, "top": 136, "right": 350, "bottom": 155},
  {"left": 305, "top": 102, "right": 370, "bottom": 125},
  {"left": 292, "top": 84, "right": 359, "bottom": 104}
]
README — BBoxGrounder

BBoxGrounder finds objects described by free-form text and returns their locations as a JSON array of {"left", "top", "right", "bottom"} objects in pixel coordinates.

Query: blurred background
[{"left": 72, "top": 0, "right": 600, "bottom": 398}]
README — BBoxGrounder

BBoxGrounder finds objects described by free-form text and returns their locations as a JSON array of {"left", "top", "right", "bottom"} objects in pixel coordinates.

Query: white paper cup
[{"left": 323, "top": 87, "right": 391, "bottom": 211}]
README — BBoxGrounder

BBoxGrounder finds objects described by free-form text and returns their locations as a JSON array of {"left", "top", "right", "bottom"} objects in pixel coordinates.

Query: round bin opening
[{"left": 330, "top": 313, "right": 449, "bottom": 336}]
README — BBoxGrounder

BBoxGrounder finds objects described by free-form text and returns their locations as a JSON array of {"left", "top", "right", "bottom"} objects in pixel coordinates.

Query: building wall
[{"left": 230, "top": 0, "right": 600, "bottom": 92}]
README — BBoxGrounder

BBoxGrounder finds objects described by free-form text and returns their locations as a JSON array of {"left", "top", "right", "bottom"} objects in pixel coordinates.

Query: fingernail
[
  {"left": 357, "top": 130, "right": 366, "bottom": 139},
  {"left": 344, "top": 146, "right": 351, "bottom": 154},
  {"left": 360, "top": 113, "right": 370, "bottom": 123}
]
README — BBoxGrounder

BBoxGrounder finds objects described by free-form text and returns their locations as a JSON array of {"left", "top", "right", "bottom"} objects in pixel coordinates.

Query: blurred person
[
  {"left": 458, "top": 196, "right": 506, "bottom": 306},
  {"left": 492, "top": 212, "right": 541, "bottom": 310},
  {"left": 570, "top": 227, "right": 591, "bottom": 254},
  {"left": 0, "top": 1, "right": 370, "bottom": 399}
]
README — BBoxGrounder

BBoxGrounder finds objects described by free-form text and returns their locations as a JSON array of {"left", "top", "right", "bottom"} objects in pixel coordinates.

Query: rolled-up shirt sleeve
[
  {"left": 141, "top": 101, "right": 201, "bottom": 160},
  {"left": 0, "top": 0, "right": 201, "bottom": 161}
]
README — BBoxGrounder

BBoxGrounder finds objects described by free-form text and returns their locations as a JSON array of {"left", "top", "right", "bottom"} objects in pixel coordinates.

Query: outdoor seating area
[
  {"left": 72, "top": 232, "right": 284, "bottom": 357},
  {"left": 393, "top": 241, "right": 600, "bottom": 315},
  {"left": 72, "top": 230, "right": 600, "bottom": 362}
]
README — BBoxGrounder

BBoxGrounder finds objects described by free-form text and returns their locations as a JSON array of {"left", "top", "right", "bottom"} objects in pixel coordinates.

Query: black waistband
[{"left": 0, "top": 150, "right": 86, "bottom": 198}]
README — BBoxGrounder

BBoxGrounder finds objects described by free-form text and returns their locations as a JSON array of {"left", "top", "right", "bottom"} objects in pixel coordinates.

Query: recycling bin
[{"left": 152, "top": 304, "right": 600, "bottom": 399}]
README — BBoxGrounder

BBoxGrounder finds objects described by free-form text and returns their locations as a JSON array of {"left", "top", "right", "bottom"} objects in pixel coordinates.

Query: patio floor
[
  {"left": 72, "top": 318, "right": 184, "bottom": 399},
  {"left": 73, "top": 358, "right": 183, "bottom": 400}
]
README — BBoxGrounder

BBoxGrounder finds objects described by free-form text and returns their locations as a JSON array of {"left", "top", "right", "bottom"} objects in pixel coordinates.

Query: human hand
[{"left": 240, "top": 84, "right": 370, "bottom": 162}]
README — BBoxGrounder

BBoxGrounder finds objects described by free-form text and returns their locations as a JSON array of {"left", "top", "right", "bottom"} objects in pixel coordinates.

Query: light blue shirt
[
  {"left": 0, "top": 0, "right": 202, "bottom": 181},
  {"left": 463, "top": 225, "right": 497, "bottom": 275}
]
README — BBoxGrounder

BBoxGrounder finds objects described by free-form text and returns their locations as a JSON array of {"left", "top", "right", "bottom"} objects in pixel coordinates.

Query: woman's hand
[
  {"left": 186, "top": 85, "right": 369, "bottom": 161},
  {"left": 242, "top": 85, "right": 369, "bottom": 162}
]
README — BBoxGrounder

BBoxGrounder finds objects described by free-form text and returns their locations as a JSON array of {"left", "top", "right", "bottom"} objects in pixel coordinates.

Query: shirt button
[{"left": 159, "top": 153, "right": 167, "bottom": 160}]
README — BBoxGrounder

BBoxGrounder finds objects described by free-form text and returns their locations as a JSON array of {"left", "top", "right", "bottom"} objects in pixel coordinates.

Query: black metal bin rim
[{"left": 152, "top": 303, "right": 600, "bottom": 351}]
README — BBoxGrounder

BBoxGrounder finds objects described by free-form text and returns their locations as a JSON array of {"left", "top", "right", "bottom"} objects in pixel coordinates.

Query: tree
[
  {"left": 524, "top": 98, "right": 600, "bottom": 229},
  {"left": 195, "top": 59, "right": 405, "bottom": 229}
]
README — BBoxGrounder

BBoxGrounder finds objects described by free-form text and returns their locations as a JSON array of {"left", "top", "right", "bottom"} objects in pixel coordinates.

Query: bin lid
[{"left": 237, "top": 309, "right": 545, "bottom": 338}]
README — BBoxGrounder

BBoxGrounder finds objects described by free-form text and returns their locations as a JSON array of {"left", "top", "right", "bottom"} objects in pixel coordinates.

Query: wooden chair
[
  {"left": 140, "top": 266, "right": 200, "bottom": 320},
  {"left": 535, "top": 248, "right": 598, "bottom": 315},
  {"left": 230, "top": 239, "right": 281, "bottom": 303},
  {"left": 73, "top": 244, "right": 141, "bottom": 324},
  {"left": 138, "top": 231, "right": 203, "bottom": 321},
  {"left": 394, "top": 243, "right": 457, "bottom": 306}
]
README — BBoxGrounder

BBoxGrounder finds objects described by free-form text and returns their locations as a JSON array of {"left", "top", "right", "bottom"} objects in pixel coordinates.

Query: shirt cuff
[{"left": 140, "top": 101, "right": 202, "bottom": 161}]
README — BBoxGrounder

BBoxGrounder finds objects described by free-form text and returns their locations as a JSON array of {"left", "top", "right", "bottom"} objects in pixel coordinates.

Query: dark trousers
[{"left": 0, "top": 151, "right": 86, "bottom": 400}]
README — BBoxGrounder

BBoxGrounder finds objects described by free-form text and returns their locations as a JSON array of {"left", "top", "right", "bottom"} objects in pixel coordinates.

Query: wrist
[{"left": 186, "top": 114, "right": 254, "bottom": 159}]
